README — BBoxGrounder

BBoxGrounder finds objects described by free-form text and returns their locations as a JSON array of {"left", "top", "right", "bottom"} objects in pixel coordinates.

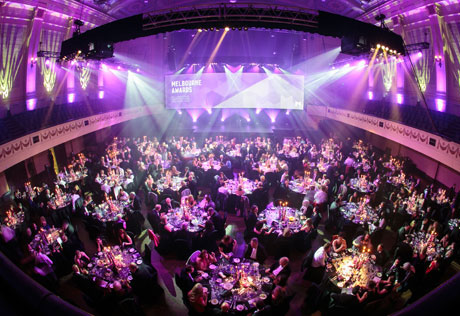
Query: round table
[
  {"left": 404, "top": 232, "right": 444, "bottom": 262},
  {"left": 87, "top": 246, "right": 142, "bottom": 288},
  {"left": 326, "top": 249, "right": 382, "bottom": 290},
  {"left": 165, "top": 206, "right": 207, "bottom": 233},
  {"left": 340, "top": 202, "right": 379, "bottom": 228},
  {"left": 92, "top": 200, "right": 130, "bottom": 223},
  {"left": 258, "top": 206, "right": 305, "bottom": 235},
  {"left": 227, "top": 179, "right": 256, "bottom": 196},
  {"left": 29, "top": 228, "right": 64, "bottom": 256},
  {"left": 157, "top": 176, "right": 185, "bottom": 192},
  {"left": 349, "top": 178, "right": 375, "bottom": 194},
  {"left": 204, "top": 258, "right": 273, "bottom": 312},
  {"left": 3, "top": 211, "right": 25, "bottom": 230},
  {"left": 448, "top": 218, "right": 460, "bottom": 231}
]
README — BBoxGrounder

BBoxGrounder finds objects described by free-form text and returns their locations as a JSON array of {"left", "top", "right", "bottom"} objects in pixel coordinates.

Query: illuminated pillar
[
  {"left": 427, "top": 4, "right": 447, "bottom": 112},
  {"left": 392, "top": 16, "right": 405, "bottom": 105},
  {"left": 368, "top": 64, "right": 374, "bottom": 100},
  {"left": 98, "top": 67, "right": 104, "bottom": 99},
  {"left": 25, "top": 8, "right": 44, "bottom": 110}
]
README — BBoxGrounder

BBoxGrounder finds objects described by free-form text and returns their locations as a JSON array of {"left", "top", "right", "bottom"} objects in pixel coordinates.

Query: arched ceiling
[{"left": 76, "top": 0, "right": 383, "bottom": 21}]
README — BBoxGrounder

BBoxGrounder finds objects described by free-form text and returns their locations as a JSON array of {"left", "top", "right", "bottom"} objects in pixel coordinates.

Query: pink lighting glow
[
  {"left": 435, "top": 99, "right": 446, "bottom": 112},
  {"left": 368, "top": 91, "right": 373, "bottom": 100},
  {"left": 26, "top": 98, "right": 37, "bottom": 111},
  {"left": 256, "top": 108, "right": 262, "bottom": 115},
  {"left": 396, "top": 93, "right": 403, "bottom": 104},
  {"left": 98, "top": 91, "right": 104, "bottom": 99},
  {"left": 67, "top": 93, "right": 75, "bottom": 103},
  {"left": 178, "top": 110, "right": 182, "bottom": 115},
  {"left": 206, "top": 108, "right": 212, "bottom": 114},
  {"left": 101, "top": 63, "right": 108, "bottom": 71},
  {"left": 417, "top": 52, "right": 422, "bottom": 58}
]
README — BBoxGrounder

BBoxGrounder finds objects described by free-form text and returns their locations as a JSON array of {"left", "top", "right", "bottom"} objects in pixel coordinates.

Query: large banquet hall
[{"left": 1, "top": 1, "right": 460, "bottom": 315}]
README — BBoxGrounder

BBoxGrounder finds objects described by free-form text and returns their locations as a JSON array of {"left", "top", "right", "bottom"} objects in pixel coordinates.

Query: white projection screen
[{"left": 165, "top": 73, "right": 304, "bottom": 109}]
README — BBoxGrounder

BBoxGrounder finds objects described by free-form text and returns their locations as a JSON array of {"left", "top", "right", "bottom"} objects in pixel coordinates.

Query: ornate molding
[{"left": 0, "top": 106, "right": 153, "bottom": 173}]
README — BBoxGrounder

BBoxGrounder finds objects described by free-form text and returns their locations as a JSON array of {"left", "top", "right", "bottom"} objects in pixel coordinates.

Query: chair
[
  {"left": 186, "top": 250, "right": 201, "bottom": 265},
  {"left": 181, "top": 188, "right": 191, "bottom": 197},
  {"left": 143, "top": 244, "right": 152, "bottom": 267},
  {"left": 147, "top": 192, "right": 158, "bottom": 208}
]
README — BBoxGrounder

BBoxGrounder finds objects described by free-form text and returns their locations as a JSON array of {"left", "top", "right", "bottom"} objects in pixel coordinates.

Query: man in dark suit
[
  {"left": 129, "top": 262, "right": 162, "bottom": 300},
  {"left": 179, "top": 264, "right": 200, "bottom": 294},
  {"left": 208, "top": 208, "right": 225, "bottom": 234},
  {"left": 161, "top": 197, "right": 179, "bottom": 213},
  {"left": 147, "top": 204, "right": 162, "bottom": 232},
  {"left": 265, "top": 257, "right": 291, "bottom": 278},
  {"left": 244, "top": 205, "right": 259, "bottom": 238},
  {"left": 129, "top": 192, "right": 142, "bottom": 211},
  {"left": 244, "top": 237, "right": 267, "bottom": 264},
  {"left": 161, "top": 184, "right": 177, "bottom": 201}
]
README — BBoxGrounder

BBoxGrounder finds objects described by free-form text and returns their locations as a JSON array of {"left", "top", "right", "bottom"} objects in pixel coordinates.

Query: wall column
[
  {"left": 25, "top": 8, "right": 44, "bottom": 111},
  {"left": 427, "top": 4, "right": 447, "bottom": 112}
]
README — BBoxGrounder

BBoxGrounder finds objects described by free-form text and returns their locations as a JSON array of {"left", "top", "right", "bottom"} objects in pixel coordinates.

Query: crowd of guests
[{"left": 0, "top": 134, "right": 459, "bottom": 316}]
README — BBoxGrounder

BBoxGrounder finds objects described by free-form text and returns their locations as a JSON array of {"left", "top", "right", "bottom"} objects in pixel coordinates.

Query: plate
[
  {"left": 223, "top": 283, "right": 233, "bottom": 290},
  {"left": 211, "top": 299, "right": 219, "bottom": 305},
  {"left": 259, "top": 293, "right": 267, "bottom": 300},
  {"left": 87, "top": 263, "right": 93, "bottom": 268},
  {"left": 129, "top": 248, "right": 135, "bottom": 253},
  {"left": 136, "top": 259, "right": 143, "bottom": 265},
  {"left": 98, "top": 252, "right": 103, "bottom": 256},
  {"left": 233, "top": 258, "right": 240, "bottom": 263},
  {"left": 263, "top": 277, "right": 270, "bottom": 283},
  {"left": 128, "top": 275, "right": 133, "bottom": 281},
  {"left": 201, "top": 272, "right": 209, "bottom": 278},
  {"left": 109, "top": 283, "right": 114, "bottom": 288},
  {"left": 236, "top": 305, "right": 244, "bottom": 311},
  {"left": 209, "top": 264, "right": 216, "bottom": 270},
  {"left": 377, "top": 272, "right": 382, "bottom": 277},
  {"left": 347, "top": 248, "right": 353, "bottom": 253}
]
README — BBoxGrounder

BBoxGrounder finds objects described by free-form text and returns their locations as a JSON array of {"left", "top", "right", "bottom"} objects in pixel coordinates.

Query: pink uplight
[
  {"left": 67, "top": 93, "right": 75, "bottom": 103},
  {"left": 26, "top": 98, "right": 37, "bottom": 111},
  {"left": 256, "top": 108, "right": 262, "bottom": 115},
  {"left": 368, "top": 91, "right": 374, "bottom": 100},
  {"left": 396, "top": 93, "right": 403, "bottom": 104},
  {"left": 417, "top": 52, "right": 422, "bottom": 58},
  {"left": 98, "top": 91, "right": 104, "bottom": 99},
  {"left": 435, "top": 99, "right": 446, "bottom": 112}
]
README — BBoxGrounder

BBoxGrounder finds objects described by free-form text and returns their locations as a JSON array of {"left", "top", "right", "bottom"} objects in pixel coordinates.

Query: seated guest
[
  {"left": 162, "top": 197, "right": 179, "bottom": 213},
  {"left": 353, "top": 233, "right": 373, "bottom": 252},
  {"left": 218, "top": 235, "right": 237, "bottom": 260},
  {"left": 254, "top": 220, "right": 274, "bottom": 240},
  {"left": 330, "top": 285, "right": 367, "bottom": 311},
  {"left": 33, "top": 250, "right": 58, "bottom": 291},
  {"left": 74, "top": 250, "right": 90, "bottom": 269},
  {"left": 373, "top": 243, "right": 389, "bottom": 267},
  {"left": 305, "top": 242, "right": 331, "bottom": 284},
  {"left": 210, "top": 302, "right": 234, "bottom": 316},
  {"left": 244, "top": 237, "right": 267, "bottom": 264},
  {"left": 265, "top": 257, "right": 291, "bottom": 278},
  {"left": 129, "top": 192, "right": 141, "bottom": 211},
  {"left": 270, "top": 274, "right": 289, "bottom": 309},
  {"left": 273, "top": 228, "right": 292, "bottom": 259},
  {"left": 129, "top": 262, "right": 161, "bottom": 300},
  {"left": 117, "top": 228, "right": 133, "bottom": 247},
  {"left": 251, "top": 299, "right": 272, "bottom": 316},
  {"left": 180, "top": 264, "right": 200, "bottom": 294},
  {"left": 195, "top": 250, "right": 216, "bottom": 272},
  {"left": 147, "top": 204, "right": 162, "bottom": 233},
  {"left": 332, "top": 232, "right": 347, "bottom": 253},
  {"left": 39, "top": 216, "right": 51, "bottom": 230},
  {"left": 244, "top": 205, "right": 259, "bottom": 238},
  {"left": 208, "top": 208, "right": 225, "bottom": 235},
  {"left": 187, "top": 283, "right": 208, "bottom": 314},
  {"left": 311, "top": 207, "right": 322, "bottom": 228},
  {"left": 118, "top": 188, "right": 129, "bottom": 201}
]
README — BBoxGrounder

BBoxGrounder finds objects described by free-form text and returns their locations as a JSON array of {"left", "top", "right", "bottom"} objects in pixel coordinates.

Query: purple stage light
[
  {"left": 396, "top": 93, "right": 403, "bottom": 104},
  {"left": 368, "top": 91, "right": 373, "bottom": 100},
  {"left": 178, "top": 110, "right": 182, "bottom": 115},
  {"left": 271, "top": 117, "right": 275, "bottom": 123},
  {"left": 136, "top": 68, "right": 140, "bottom": 73},
  {"left": 45, "top": 59, "right": 50, "bottom": 66},
  {"left": 256, "top": 108, "right": 261, "bottom": 115},
  {"left": 286, "top": 110, "right": 290, "bottom": 115},
  {"left": 67, "top": 93, "right": 75, "bottom": 103},
  {"left": 117, "top": 66, "right": 121, "bottom": 70},
  {"left": 207, "top": 108, "right": 212, "bottom": 114},
  {"left": 246, "top": 118, "right": 251, "bottom": 122},
  {"left": 343, "top": 63, "right": 350, "bottom": 68},
  {"left": 221, "top": 117, "right": 225, "bottom": 122},
  {"left": 417, "top": 51, "right": 422, "bottom": 58},
  {"left": 98, "top": 91, "right": 104, "bottom": 99}
]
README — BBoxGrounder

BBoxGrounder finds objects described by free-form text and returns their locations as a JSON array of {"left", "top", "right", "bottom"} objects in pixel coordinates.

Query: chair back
[
  {"left": 186, "top": 250, "right": 201, "bottom": 265},
  {"left": 181, "top": 189, "right": 191, "bottom": 197}
]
